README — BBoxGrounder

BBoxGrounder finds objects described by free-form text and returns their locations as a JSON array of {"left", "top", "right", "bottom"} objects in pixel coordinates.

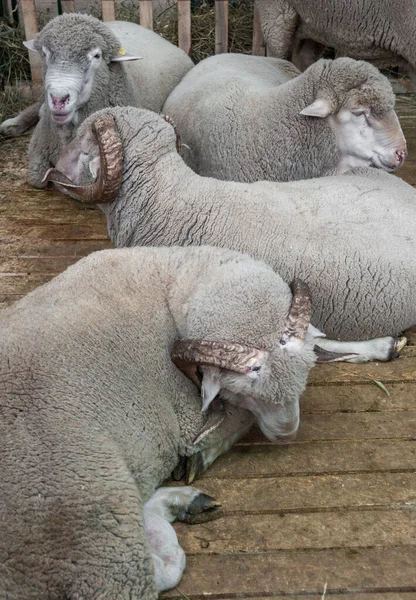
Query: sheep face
[
  {"left": 300, "top": 58, "right": 407, "bottom": 172},
  {"left": 172, "top": 278, "right": 317, "bottom": 445},
  {"left": 24, "top": 14, "right": 141, "bottom": 127},
  {"left": 199, "top": 339, "right": 316, "bottom": 443}
]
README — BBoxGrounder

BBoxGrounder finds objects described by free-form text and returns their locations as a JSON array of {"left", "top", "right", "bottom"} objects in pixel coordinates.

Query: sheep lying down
[
  {"left": 163, "top": 54, "right": 407, "bottom": 182},
  {"left": 45, "top": 107, "right": 416, "bottom": 345},
  {"left": 0, "top": 13, "right": 193, "bottom": 188},
  {"left": 1, "top": 244, "right": 351, "bottom": 597}
]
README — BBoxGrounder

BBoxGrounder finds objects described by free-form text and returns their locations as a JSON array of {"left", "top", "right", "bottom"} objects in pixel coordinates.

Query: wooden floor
[{"left": 1, "top": 97, "right": 415, "bottom": 599}]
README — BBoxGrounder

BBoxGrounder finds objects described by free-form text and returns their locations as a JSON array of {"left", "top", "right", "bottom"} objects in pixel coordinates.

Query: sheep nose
[
  {"left": 396, "top": 149, "right": 407, "bottom": 166},
  {"left": 51, "top": 94, "right": 70, "bottom": 110}
]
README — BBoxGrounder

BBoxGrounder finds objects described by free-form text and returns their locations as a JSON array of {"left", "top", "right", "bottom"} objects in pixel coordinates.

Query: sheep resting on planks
[
  {"left": 0, "top": 13, "right": 193, "bottom": 188},
  {"left": 44, "top": 107, "right": 413, "bottom": 348},
  {"left": 1, "top": 244, "right": 332, "bottom": 598},
  {"left": 163, "top": 54, "right": 407, "bottom": 182}
]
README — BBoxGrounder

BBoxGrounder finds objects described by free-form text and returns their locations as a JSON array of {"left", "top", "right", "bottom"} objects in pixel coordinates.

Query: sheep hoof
[
  {"left": 389, "top": 336, "right": 407, "bottom": 359},
  {"left": 177, "top": 492, "right": 221, "bottom": 524},
  {"left": 185, "top": 451, "right": 206, "bottom": 484}
]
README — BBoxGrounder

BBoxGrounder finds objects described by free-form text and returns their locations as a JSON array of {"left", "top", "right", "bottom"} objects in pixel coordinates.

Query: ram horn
[
  {"left": 171, "top": 339, "right": 266, "bottom": 387},
  {"left": 280, "top": 278, "right": 312, "bottom": 345},
  {"left": 43, "top": 114, "right": 123, "bottom": 204},
  {"left": 160, "top": 113, "right": 181, "bottom": 153}
]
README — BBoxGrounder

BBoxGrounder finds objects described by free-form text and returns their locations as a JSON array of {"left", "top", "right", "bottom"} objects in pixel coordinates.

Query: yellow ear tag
[{"left": 118, "top": 48, "right": 127, "bottom": 56}]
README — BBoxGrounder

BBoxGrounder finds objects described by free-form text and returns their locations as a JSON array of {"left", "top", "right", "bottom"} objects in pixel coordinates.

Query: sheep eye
[
  {"left": 352, "top": 109, "right": 367, "bottom": 118},
  {"left": 251, "top": 366, "right": 261, "bottom": 372},
  {"left": 93, "top": 53, "right": 101, "bottom": 60}
]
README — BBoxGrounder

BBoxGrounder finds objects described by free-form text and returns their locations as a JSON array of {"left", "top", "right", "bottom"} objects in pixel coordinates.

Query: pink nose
[
  {"left": 396, "top": 149, "right": 407, "bottom": 166},
  {"left": 276, "top": 431, "right": 297, "bottom": 445},
  {"left": 51, "top": 94, "right": 70, "bottom": 111}
]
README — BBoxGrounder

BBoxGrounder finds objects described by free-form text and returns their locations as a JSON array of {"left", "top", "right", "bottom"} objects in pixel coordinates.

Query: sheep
[
  {"left": 0, "top": 13, "right": 193, "bottom": 187},
  {"left": 1, "top": 243, "right": 328, "bottom": 597},
  {"left": 255, "top": 0, "right": 416, "bottom": 81},
  {"left": 44, "top": 107, "right": 414, "bottom": 350},
  {"left": 162, "top": 54, "right": 407, "bottom": 183}
]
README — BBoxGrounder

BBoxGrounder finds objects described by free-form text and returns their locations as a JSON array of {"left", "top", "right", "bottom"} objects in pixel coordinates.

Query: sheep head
[
  {"left": 24, "top": 14, "right": 141, "bottom": 126},
  {"left": 300, "top": 58, "right": 407, "bottom": 172},
  {"left": 172, "top": 279, "right": 314, "bottom": 444},
  {"left": 43, "top": 113, "right": 123, "bottom": 203}
]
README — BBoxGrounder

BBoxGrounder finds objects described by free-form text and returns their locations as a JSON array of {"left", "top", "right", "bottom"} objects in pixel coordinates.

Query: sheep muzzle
[{"left": 43, "top": 114, "right": 123, "bottom": 203}]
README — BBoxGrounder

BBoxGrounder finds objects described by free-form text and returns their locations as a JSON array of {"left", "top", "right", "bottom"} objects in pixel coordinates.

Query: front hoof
[
  {"left": 178, "top": 492, "right": 221, "bottom": 524},
  {"left": 185, "top": 452, "right": 208, "bottom": 484},
  {"left": 389, "top": 336, "right": 407, "bottom": 359}
]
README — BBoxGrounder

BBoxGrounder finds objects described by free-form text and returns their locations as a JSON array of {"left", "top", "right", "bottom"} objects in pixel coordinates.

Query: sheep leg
[
  {"left": 145, "top": 486, "right": 220, "bottom": 524},
  {"left": 314, "top": 335, "right": 407, "bottom": 363},
  {"left": 256, "top": 0, "right": 299, "bottom": 59},
  {"left": 185, "top": 406, "right": 254, "bottom": 484},
  {"left": 144, "top": 486, "right": 220, "bottom": 592},
  {"left": 0, "top": 101, "right": 42, "bottom": 138}
]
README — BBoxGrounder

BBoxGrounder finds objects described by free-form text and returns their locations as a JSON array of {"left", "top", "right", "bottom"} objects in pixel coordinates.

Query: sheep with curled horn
[
  {"left": 1, "top": 244, "right": 328, "bottom": 597},
  {"left": 0, "top": 13, "right": 193, "bottom": 188},
  {"left": 162, "top": 54, "right": 407, "bottom": 182},
  {"left": 44, "top": 106, "right": 413, "bottom": 355}
]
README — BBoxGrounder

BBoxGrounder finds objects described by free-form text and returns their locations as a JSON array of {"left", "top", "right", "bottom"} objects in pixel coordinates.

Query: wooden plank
[
  {"left": 178, "top": 0, "right": 191, "bottom": 56},
  {"left": 0, "top": 211, "right": 106, "bottom": 225},
  {"left": 214, "top": 584, "right": 416, "bottom": 600},
  {"left": 252, "top": 0, "right": 265, "bottom": 56},
  {"left": 139, "top": 0, "right": 153, "bottom": 30},
  {"left": 0, "top": 223, "right": 108, "bottom": 241},
  {"left": 163, "top": 547, "right": 416, "bottom": 597},
  {"left": 0, "top": 274, "right": 55, "bottom": 295},
  {"left": 203, "top": 440, "right": 416, "bottom": 479},
  {"left": 186, "top": 472, "right": 415, "bottom": 512},
  {"left": 242, "top": 410, "right": 416, "bottom": 444},
  {"left": 61, "top": 0, "right": 75, "bottom": 11},
  {"left": 20, "top": 0, "right": 42, "bottom": 87},
  {"left": 0, "top": 239, "right": 113, "bottom": 258},
  {"left": 101, "top": 0, "right": 116, "bottom": 21},
  {"left": 301, "top": 383, "right": 416, "bottom": 413},
  {"left": 215, "top": 0, "right": 228, "bottom": 54},
  {"left": 174, "top": 509, "right": 415, "bottom": 554},
  {"left": 0, "top": 256, "right": 88, "bottom": 274}
]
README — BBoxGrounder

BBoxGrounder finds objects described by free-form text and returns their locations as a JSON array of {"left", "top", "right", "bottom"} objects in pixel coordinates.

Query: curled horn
[
  {"left": 161, "top": 113, "right": 181, "bottom": 152},
  {"left": 42, "top": 114, "right": 123, "bottom": 204},
  {"left": 171, "top": 339, "right": 266, "bottom": 387},
  {"left": 280, "top": 278, "right": 312, "bottom": 345}
]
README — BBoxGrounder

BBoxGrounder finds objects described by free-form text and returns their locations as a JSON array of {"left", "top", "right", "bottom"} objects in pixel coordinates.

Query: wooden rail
[{"left": 21, "top": 0, "right": 265, "bottom": 81}]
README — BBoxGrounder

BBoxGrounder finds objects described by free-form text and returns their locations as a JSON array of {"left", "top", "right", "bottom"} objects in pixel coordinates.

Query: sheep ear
[
  {"left": 23, "top": 40, "right": 37, "bottom": 52},
  {"left": 300, "top": 98, "right": 332, "bottom": 118},
  {"left": 111, "top": 52, "right": 143, "bottom": 62},
  {"left": 201, "top": 367, "right": 221, "bottom": 413}
]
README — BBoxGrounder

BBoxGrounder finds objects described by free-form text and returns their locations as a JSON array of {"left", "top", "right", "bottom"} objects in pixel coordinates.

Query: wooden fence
[{"left": 20, "top": 0, "right": 265, "bottom": 87}]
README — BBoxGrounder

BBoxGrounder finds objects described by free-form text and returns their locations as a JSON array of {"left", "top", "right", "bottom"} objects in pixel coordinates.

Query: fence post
[
  {"left": 102, "top": 0, "right": 116, "bottom": 21},
  {"left": 61, "top": 0, "right": 75, "bottom": 11},
  {"left": 215, "top": 0, "right": 228, "bottom": 54},
  {"left": 20, "top": 0, "right": 42, "bottom": 90},
  {"left": 139, "top": 0, "right": 153, "bottom": 30},
  {"left": 252, "top": 0, "right": 265, "bottom": 56},
  {"left": 178, "top": 0, "right": 191, "bottom": 56}
]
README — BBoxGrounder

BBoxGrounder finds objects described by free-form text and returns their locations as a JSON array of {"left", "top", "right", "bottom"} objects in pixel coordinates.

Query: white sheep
[
  {"left": 0, "top": 13, "right": 193, "bottom": 188},
  {"left": 162, "top": 53, "right": 407, "bottom": 182},
  {"left": 256, "top": 0, "right": 416, "bottom": 80},
  {"left": 1, "top": 244, "right": 324, "bottom": 597},
  {"left": 44, "top": 107, "right": 413, "bottom": 351}
]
